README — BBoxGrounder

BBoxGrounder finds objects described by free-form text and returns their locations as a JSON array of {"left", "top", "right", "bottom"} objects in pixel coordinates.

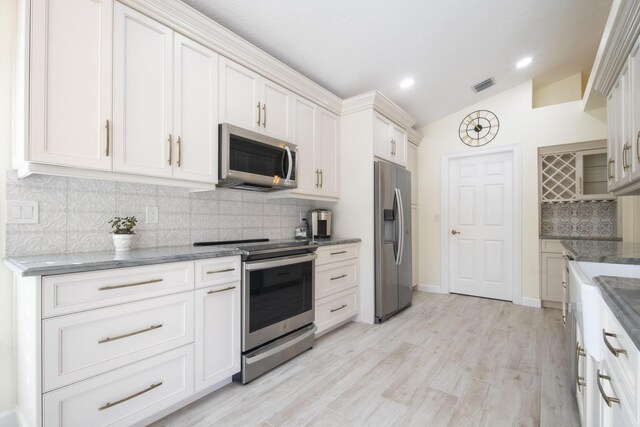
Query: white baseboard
[
  {"left": 0, "top": 410, "right": 18, "bottom": 427},
  {"left": 521, "top": 297, "right": 542, "bottom": 308},
  {"left": 416, "top": 284, "right": 446, "bottom": 294}
]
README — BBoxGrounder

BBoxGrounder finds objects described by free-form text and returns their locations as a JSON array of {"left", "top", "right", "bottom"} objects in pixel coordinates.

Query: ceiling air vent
[{"left": 472, "top": 77, "right": 495, "bottom": 93}]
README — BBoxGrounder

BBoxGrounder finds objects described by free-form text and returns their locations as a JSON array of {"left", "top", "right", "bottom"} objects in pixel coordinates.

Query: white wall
[
  {"left": 417, "top": 80, "right": 608, "bottom": 300},
  {"left": 532, "top": 73, "right": 583, "bottom": 108},
  {"left": 0, "top": 0, "right": 17, "bottom": 413}
]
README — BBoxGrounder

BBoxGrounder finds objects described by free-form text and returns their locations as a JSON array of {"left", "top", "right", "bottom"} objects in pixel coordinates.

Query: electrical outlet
[{"left": 146, "top": 206, "right": 158, "bottom": 224}]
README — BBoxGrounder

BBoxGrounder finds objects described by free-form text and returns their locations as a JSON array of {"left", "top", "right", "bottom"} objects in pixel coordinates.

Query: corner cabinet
[
  {"left": 14, "top": 257, "right": 241, "bottom": 427},
  {"left": 219, "top": 57, "right": 292, "bottom": 142},
  {"left": 374, "top": 113, "right": 407, "bottom": 167},
  {"left": 113, "top": 3, "right": 219, "bottom": 183},
  {"left": 27, "top": 0, "right": 113, "bottom": 170}
]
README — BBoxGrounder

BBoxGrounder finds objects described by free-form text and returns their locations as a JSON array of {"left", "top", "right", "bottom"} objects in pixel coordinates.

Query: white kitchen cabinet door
[
  {"left": 261, "top": 79, "right": 292, "bottom": 141},
  {"left": 317, "top": 108, "right": 339, "bottom": 197},
  {"left": 373, "top": 113, "right": 393, "bottom": 162},
  {"left": 617, "top": 61, "right": 632, "bottom": 187},
  {"left": 607, "top": 89, "right": 618, "bottom": 192},
  {"left": 195, "top": 284, "right": 240, "bottom": 392},
  {"left": 630, "top": 39, "right": 640, "bottom": 182},
  {"left": 411, "top": 204, "right": 418, "bottom": 288},
  {"left": 172, "top": 34, "right": 219, "bottom": 183},
  {"left": 391, "top": 124, "right": 407, "bottom": 167},
  {"left": 292, "top": 96, "right": 318, "bottom": 193},
  {"left": 114, "top": 3, "right": 173, "bottom": 177},
  {"left": 541, "top": 252, "right": 564, "bottom": 303},
  {"left": 218, "top": 58, "right": 261, "bottom": 132},
  {"left": 408, "top": 143, "right": 418, "bottom": 204},
  {"left": 29, "top": 0, "right": 112, "bottom": 170}
]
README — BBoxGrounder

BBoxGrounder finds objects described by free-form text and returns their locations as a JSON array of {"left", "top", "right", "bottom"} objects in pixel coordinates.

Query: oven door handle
[{"left": 244, "top": 253, "right": 317, "bottom": 271}]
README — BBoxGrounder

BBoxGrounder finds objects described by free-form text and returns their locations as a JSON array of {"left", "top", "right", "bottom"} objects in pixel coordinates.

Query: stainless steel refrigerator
[{"left": 374, "top": 161, "right": 413, "bottom": 323}]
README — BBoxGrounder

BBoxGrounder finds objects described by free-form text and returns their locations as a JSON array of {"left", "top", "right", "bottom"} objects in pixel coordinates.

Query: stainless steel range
[{"left": 194, "top": 239, "right": 317, "bottom": 383}]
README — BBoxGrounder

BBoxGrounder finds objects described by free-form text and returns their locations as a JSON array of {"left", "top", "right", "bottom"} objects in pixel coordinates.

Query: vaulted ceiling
[{"left": 182, "top": 0, "right": 612, "bottom": 128}]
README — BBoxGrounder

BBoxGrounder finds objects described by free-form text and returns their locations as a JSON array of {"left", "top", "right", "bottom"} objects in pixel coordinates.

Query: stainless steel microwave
[{"left": 218, "top": 123, "right": 297, "bottom": 191}]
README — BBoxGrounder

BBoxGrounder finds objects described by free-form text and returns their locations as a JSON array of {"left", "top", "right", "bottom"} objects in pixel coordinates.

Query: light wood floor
[{"left": 152, "top": 292, "right": 579, "bottom": 427}]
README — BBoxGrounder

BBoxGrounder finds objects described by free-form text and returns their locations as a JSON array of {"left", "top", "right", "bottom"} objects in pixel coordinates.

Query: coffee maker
[{"left": 306, "top": 209, "right": 332, "bottom": 239}]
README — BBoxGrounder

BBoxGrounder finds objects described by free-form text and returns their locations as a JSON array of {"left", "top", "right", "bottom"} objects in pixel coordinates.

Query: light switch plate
[
  {"left": 7, "top": 201, "right": 39, "bottom": 224},
  {"left": 146, "top": 206, "right": 158, "bottom": 224}
]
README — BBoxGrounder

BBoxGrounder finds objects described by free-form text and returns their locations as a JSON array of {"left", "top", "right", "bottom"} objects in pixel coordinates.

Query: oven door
[{"left": 243, "top": 253, "right": 315, "bottom": 351}]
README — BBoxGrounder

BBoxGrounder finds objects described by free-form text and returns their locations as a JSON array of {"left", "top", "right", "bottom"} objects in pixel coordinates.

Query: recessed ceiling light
[
  {"left": 399, "top": 78, "right": 414, "bottom": 89},
  {"left": 516, "top": 57, "right": 532, "bottom": 69}
]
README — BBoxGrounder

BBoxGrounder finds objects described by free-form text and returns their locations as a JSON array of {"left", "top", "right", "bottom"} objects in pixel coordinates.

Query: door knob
[{"left": 451, "top": 229, "right": 460, "bottom": 235}]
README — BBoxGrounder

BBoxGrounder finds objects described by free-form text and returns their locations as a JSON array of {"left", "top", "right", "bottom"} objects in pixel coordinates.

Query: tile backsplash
[
  {"left": 5, "top": 171, "right": 315, "bottom": 256},
  {"left": 540, "top": 201, "right": 617, "bottom": 238}
]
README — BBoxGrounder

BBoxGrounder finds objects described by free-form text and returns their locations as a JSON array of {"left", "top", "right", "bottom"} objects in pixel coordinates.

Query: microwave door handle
[{"left": 284, "top": 146, "right": 293, "bottom": 182}]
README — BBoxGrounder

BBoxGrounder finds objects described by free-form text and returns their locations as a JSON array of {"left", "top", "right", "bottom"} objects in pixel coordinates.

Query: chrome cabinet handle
[
  {"left": 608, "top": 158, "right": 615, "bottom": 180},
  {"left": 262, "top": 104, "right": 266, "bottom": 127},
  {"left": 98, "top": 324, "right": 163, "bottom": 344},
  {"left": 98, "top": 278, "right": 163, "bottom": 291},
  {"left": 99, "top": 382, "right": 163, "bottom": 411},
  {"left": 207, "top": 286, "right": 236, "bottom": 295},
  {"left": 597, "top": 370, "right": 621, "bottom": 407},
  {"left": 177, "top": 136, "right": 182, "bottom": 167},
  {"left": 576, "top": 343, "right": 586, "bottom": 392},
  {"left": 257, "top": 102, "right": 261, "bottom": 126},
  {"left": 330, "top": 304, "right": 347, "bottom": 313},
  {"left": 623, "top": 144, "right": 629, "bottom": 170},
  {"left": 320, "top": 169, "right": 323, "bottom": 188},
  {"left": 168, "top": 134, "right": 173, "bottom": 166},
  {"left": 603, "top": 329, "right": 627, "bottom": 357},
  {"left": 331, "top": 250, "right": 347, "bottom": 255},
  {"left": 579, "top": 177, "right": 583, "bottom": 194},
  {"left": 206, "top": 267, "right": 235, "bottom": 275},
  {"left": 315, "top": 169, "right": 319, "bottom": 188},
  {"left": 330, "top": 274, "right": 347, "bottom": 281},
  {"left": 451, "top": 229, "right": 460, "bottom": 235},
  {"left": 105, "top": 119, "right": 110, "bottom": 156}
]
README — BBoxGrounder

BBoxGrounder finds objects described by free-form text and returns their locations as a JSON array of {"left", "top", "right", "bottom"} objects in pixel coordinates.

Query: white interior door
[{"left": 449, "top": 151, "right": 513, "bottom": 301}]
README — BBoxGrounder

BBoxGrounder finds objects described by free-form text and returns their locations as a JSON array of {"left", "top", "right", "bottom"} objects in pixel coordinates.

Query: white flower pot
[{"left": 112, "top": 234, "right": 135, "bottom": 252}]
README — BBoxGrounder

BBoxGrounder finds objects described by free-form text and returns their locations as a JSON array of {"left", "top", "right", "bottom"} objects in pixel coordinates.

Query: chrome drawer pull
[
  {"left": 99, "top": 382, "right": 163, "bottom": 411},
  {"left": 98, "top": 324, "right": 163, "bottom": 344},
  {"left": 330, "top": 250, "right": 347, "bottom": 255},
  {"left": 206, "top": 267, "right": 235, "bottom": 275},
  {"left": 330, "top": 274, "right": 347, "bottom": 281},
  {"left": 98, "top": 278, "right": 163, "bottom": 291},
  {"left": 603, "top": 329, "right": 627, "bottom": 357},
  {"left": 330, "top": 304, "right": 347, "bottom": 313},
  {"left": 576, "top": 343, "right": 586, "bottom": 392},
  {"left": 597, "top": 370, "right": 621, "bottom": 407},
  {"left": 207, "top": 286, "right": 235, "bottom": 295}
]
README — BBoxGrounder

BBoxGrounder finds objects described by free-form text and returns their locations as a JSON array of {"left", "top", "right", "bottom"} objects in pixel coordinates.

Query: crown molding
[
  {"left": 341, "top": 91, "right": 416, "bottom": 130},
  {"left": 122, "top": 0, "right": 343, "bottom": 114},
  {"left": 590, "top": 0, "right": 640, "bottom": 97},
  {"left": 407, "top": 127, "right": 423, "bottom": 146}
]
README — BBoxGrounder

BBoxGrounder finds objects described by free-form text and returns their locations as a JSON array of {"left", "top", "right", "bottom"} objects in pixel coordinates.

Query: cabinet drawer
[
  {"left": 42, "top": 261, "right": 194, "bottom": 317},
  {"left": 315, "top": 288, "right": 358, "bottom": 335},
  {"left": 195, "top": 256, "right": 241, "bottom": 289},
  {"left": 603, "top": 305, "right": 639, "bottom": 418},
  {"left": 316, "top": 259, "right": 358, "bottom": 299},
  {"left": 540, "top": 239, "right": 564, "bottom": 253},
  {"left": 316, "top": 244, "right": 358, "bottom": 265},
  {"left": 43, "top": 292, "right": 194, "bottom": 392},
  {"left": 43, "top": 345, "right": 194, "bottom": 427}
]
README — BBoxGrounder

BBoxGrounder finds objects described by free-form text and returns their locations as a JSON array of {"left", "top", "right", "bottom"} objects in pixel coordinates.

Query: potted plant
[{"left": 109, "top": 216, "right": 138, "bottom": 251}]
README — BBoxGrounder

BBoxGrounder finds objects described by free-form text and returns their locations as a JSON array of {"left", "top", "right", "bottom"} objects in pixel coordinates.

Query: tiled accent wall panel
[
  {"left": 540, "top": 201, "right": 617, "bottom": 237},
  {"left": 5, "top": 171, "right": 315, "bottom": 256}
]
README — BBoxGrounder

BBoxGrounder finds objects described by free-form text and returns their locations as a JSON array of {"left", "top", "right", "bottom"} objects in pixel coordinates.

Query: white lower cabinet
[
  {"left": 43, "top": 345, "right": 194, "bottom": 427},
  {"left": 314, "top": 243, "right": 359, "bottom": 336},
  {"left": 15, "top": 256, "right": 241, "bottom": 427},
  {"left": 195, "top": 283, "right": 241, "bottom": 392}
]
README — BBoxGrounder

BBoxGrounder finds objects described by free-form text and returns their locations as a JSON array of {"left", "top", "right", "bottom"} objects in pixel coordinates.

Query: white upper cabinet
[
  {"left": 607, "top": 88, "right": 618, "bottom": 192},
  {"left": 373, "top": 112, "right": 407, "bottom": 167},
  {"left": 29, "top": 0, "right": 113, "bottom": 170},
  {"left": 219, "top": 57, "right": 292, "bottom": 141},
  {"left": 408, "top": 142, "right": 418, "bottom": 205},
  {"left": 114, "top": 4, "right": 218, "bottom": 183},
  {"left": 172, "top": 34, "right": 219, "bottom": 183},
  {"left": 276, "top": 95, "right": 339, "bottom": 200},
  {"left": 113, "top": 3, "right": 173, "bottom": 178},
  {"left": 631, "top": 39, "right": 640, "bottom": 182}
]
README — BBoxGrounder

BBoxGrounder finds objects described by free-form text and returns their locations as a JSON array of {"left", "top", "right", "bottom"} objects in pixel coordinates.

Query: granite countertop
[
  {"left": 540, "top": 235, "right": 622, "bottom": 242},
  {"left": 561, "top": 240, "right": 640, "bottom": 264},
  {"left": 4, "top": 237, "right": 362, "bottom": 277},
  {"left": 594, "top": 276, "right": 640, "bottom": 350}
]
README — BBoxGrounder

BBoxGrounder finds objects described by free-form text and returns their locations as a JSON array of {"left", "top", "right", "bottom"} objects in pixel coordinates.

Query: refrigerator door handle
[{"left": 394, "top": 187, "right": 404, "bottom": 265}]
